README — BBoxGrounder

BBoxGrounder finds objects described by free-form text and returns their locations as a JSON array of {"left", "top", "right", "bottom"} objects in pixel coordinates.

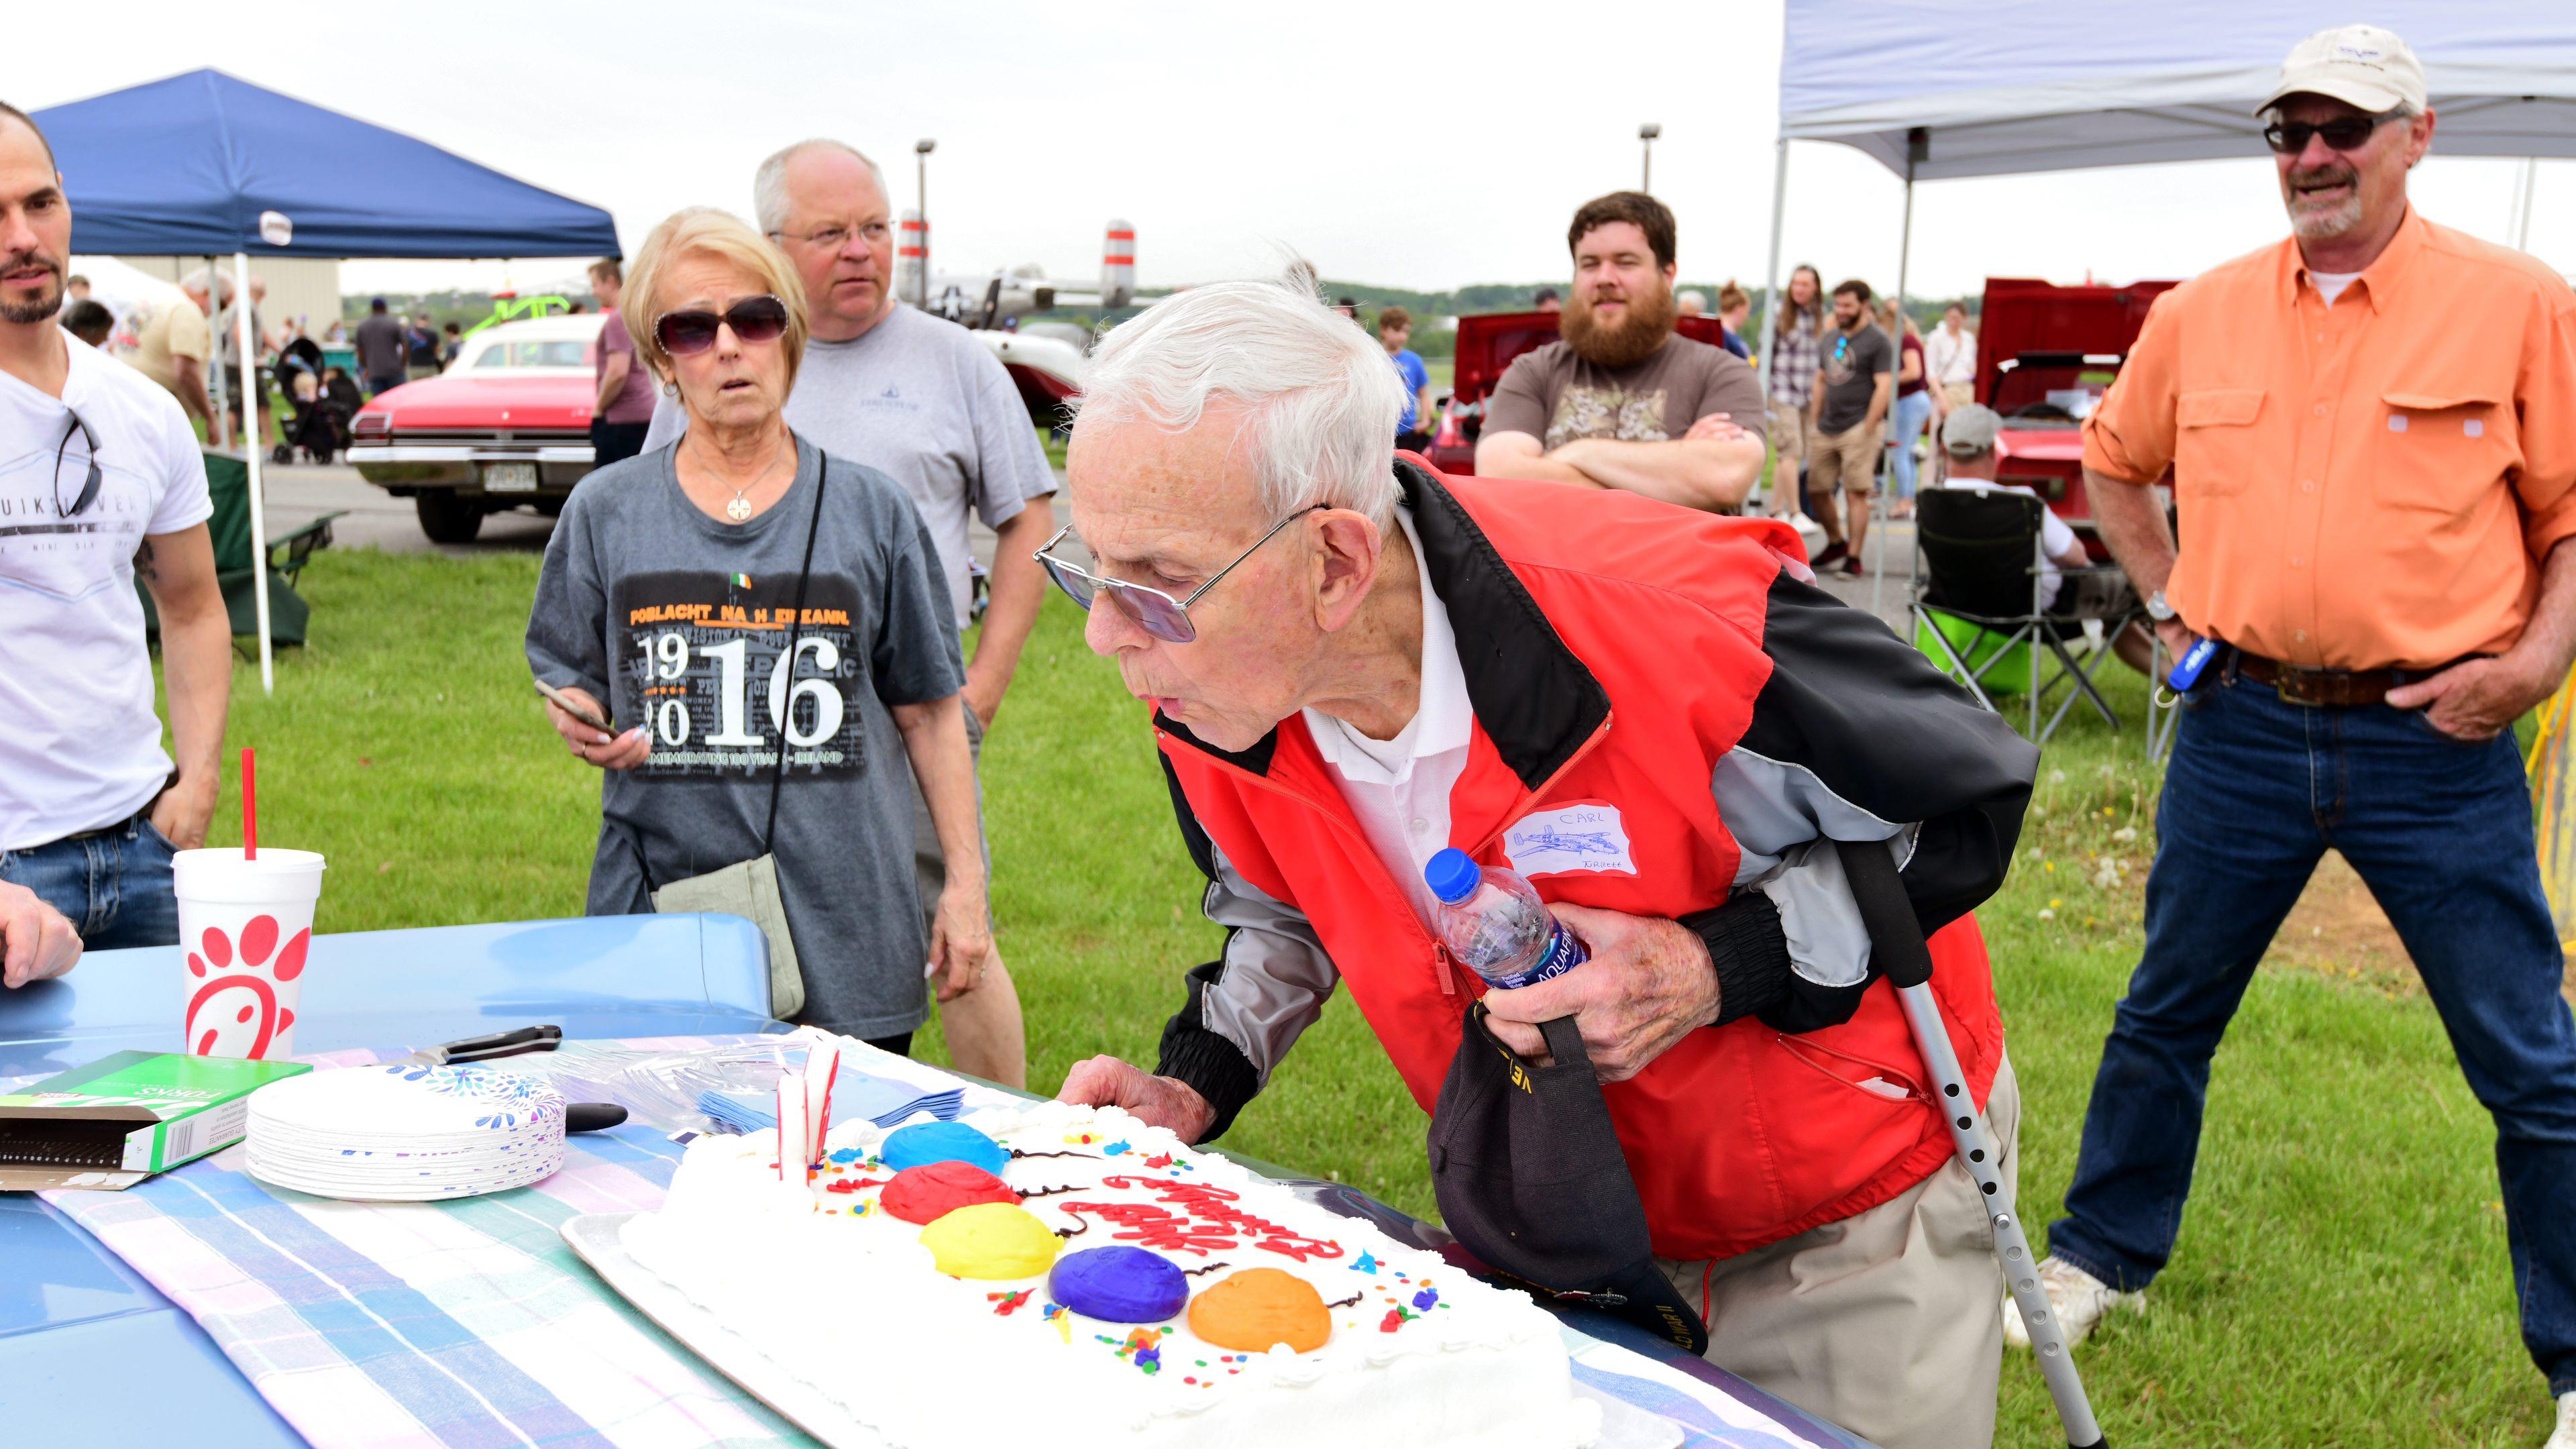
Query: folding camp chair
[{"left": 1910, "top": 486, "right": 2144, "bottom": 743}]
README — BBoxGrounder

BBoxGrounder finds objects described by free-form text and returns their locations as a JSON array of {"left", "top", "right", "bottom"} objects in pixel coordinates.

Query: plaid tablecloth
[{"left": 23, "top": 1040, "right": 1833, "bottom": 1449}]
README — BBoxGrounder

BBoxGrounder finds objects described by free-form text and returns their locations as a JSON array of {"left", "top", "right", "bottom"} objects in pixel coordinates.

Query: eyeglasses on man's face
[
  {"left": 1034, "top": 505, "right": 1326, "bottom": 645},
  {"left": 767, "top": 221, "right": 894, "bottom": 254}
]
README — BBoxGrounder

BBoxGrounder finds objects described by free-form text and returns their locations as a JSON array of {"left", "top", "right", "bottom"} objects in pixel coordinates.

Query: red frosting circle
[{"left": 879, "top": 1161, "right": 1018, "bottom": 1224}]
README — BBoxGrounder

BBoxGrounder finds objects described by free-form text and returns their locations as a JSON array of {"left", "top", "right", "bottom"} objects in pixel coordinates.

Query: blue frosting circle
[
  {"left": 1049, "top": 1246, "right": 1189, "bottom": 1324},
  {"left": 879, "top": 1120, "right": 1009, "bottom": 1175}
]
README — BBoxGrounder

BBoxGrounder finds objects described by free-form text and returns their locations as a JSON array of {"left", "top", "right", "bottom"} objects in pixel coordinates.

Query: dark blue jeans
[
  {"left": 2047, "top": 667, "right": 2576, "bottom": 1391},
  {"left": 0, "top": 813, "right": 180, "bottom": 951}
]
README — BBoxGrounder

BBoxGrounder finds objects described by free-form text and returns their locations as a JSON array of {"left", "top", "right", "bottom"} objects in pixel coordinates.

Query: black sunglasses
[
  {"left": 55, "top": 408, "right": 100, "bottom": 519},
  {"left": 653, "top": 295, "right": 790, "bottom": 356},
  {"left": 2263, "top": 107, "right": 2407, "bottom": 156}
]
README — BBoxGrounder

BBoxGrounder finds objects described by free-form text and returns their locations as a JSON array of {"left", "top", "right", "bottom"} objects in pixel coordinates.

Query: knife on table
[{"left": 395, "top": 1027, "right": 630, "bottom": 1133}]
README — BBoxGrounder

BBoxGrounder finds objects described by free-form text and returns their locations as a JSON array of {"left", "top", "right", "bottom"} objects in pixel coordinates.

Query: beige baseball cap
[{"left": 2257, "top": 24, "right": 2428, "bottom": 117}]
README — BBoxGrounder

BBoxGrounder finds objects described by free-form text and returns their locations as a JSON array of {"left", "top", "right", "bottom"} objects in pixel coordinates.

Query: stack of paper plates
[{"left": 246, "top": 1063, "right": 567, "bottom": 1201}]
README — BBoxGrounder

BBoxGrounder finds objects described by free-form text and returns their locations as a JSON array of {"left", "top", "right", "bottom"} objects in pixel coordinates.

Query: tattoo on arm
[{"left": 133, "top": 538, "right": 158, "bottom": 584}]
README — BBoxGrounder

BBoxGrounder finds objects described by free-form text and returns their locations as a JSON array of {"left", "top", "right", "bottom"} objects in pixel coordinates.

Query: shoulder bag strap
[{"left": 762, "top": 445, "right": 828, "bottom": 853}]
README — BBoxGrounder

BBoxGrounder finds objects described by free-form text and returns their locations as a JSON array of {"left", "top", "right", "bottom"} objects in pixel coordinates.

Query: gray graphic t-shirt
[
  {"left": 526, "top": 437, "right": 964, "bottom": 1037},
  {"left": 1484, "top": 335, "right": 1767, "bottom": 453}
]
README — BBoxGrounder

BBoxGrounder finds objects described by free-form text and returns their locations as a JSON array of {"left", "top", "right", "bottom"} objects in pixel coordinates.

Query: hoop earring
[{"left": 661, "top": 380, "right": 678, "bottom": 397}]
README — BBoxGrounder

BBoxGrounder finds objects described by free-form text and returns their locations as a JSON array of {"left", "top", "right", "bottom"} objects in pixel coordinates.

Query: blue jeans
[
  {"left": 0, "top": 813, "right": 180, "bottom": 951},
  {"left": 2047, "top": 666, "right": 2576, "bottom": 1391},
  {"left": 1889, "top": 389, "right": 1933, "bottom": 500}
]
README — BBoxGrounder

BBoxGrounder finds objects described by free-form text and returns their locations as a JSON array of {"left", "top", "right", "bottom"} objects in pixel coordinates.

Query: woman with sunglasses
[{"left": 525, "top": 208, "right": 989, "bottom": 1057}]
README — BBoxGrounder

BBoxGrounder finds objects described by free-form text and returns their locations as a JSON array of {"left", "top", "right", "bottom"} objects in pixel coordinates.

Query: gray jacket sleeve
[{"left": 1151, "top": 756, "right": 1338, "bottom": 1141}]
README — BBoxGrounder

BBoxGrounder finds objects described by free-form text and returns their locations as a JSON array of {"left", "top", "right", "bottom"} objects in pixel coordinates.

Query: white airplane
[
  {"left": 896, "top": 215, "right": 1136, "bottom": 331},
  {"left": 896, "top": 216, "right": 1134, "bottom": 425}
]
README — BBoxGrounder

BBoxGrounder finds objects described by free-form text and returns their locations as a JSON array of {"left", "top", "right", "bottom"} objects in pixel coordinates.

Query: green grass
[{"left": 181, "top": 552, "right": 2554, "bottom": 1445}]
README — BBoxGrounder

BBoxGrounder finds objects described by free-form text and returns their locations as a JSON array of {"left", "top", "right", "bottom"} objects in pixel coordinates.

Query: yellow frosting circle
[{"left": 918, "top": 1202, "right": 1061, "bottom": 1280}]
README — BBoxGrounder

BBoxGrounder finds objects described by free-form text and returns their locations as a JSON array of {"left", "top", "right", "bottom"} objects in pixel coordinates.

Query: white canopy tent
[{"left": 1758, "top": 0, "right": 2576, "bottom": 398}]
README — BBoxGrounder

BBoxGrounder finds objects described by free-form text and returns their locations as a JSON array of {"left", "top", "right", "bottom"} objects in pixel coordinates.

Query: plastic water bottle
[{"left": 1423, "top": 847, "right": 1588, "bottom": 989}]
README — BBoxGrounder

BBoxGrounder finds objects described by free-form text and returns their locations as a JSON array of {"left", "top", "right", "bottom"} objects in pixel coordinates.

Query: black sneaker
[{"left": 1812, "top": 541, "right": 1849, "bottom": 569}]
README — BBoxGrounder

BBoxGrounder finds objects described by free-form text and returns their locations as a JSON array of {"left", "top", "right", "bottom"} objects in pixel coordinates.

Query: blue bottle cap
[{"left": 1424, "top": 848, "right": 1483, "bottom": 905}]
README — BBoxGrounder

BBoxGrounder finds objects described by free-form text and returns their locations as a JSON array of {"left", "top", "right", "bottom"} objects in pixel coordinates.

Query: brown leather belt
[{"left": 2230, "top": 649, "right": 2467, "bottom": 708}]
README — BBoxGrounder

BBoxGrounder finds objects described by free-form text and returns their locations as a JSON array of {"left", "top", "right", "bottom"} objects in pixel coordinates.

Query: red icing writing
[
  {"left": 822, "top": 1177, "right": 890, "bottom": 1195},
  {"left": 1056, "top": 1177, "right": 1342, "bottom": 1262}
]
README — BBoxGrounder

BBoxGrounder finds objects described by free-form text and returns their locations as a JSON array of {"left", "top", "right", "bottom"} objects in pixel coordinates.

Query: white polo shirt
[
  {"left": 1301, "top": 506, "right": 1472, "bottom": 931},
  {"left": 0, "top": 330, "right": 213, "bottom": 849}
]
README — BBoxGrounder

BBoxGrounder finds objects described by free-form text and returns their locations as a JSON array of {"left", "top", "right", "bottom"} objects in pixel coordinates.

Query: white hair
[
  {"left": 752, "top": 139, "right": 889, "bottom": 235},
  {"left": 178, "top": 264, "right": 235, "bottom": 303},
  {"left": 1075, "top": 278, "right": 1404, "bottom": 530}
]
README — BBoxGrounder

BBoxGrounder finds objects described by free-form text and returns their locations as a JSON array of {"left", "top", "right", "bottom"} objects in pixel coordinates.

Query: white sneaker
[
  {"left": 2542, "top": 1389, "right": 2576, "bottom": 1449},
  {"left": 2002, "top": 1255, "right": 2135, "bottom": 1350}
]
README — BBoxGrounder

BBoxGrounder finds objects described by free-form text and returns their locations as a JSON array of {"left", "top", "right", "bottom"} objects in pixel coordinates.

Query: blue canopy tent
[{"left": 33, "top": 69, "right": 619, "bottom": 689}]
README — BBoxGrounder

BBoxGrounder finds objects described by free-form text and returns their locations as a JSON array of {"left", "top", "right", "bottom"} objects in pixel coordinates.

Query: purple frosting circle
[{"left": 1048, "top": 1246, "right": 1189, "bottom": 1324}]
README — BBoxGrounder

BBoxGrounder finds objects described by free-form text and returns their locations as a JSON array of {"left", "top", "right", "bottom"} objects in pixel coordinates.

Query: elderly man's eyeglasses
[
  {"left": 653, "top": 296, "right": 790, "bottom": 356},
  {"left": 767, "top": 221, "right": 893, "bottom": 252},
  {"left": 1035, "top": 505, "right": 1326, "bottom": 645},
  {"left": 55, "top": 408, "right": 100, "bottom": 518},
  {"left": 2263, "top": 107, "right": 2408, "bottom": 155}
]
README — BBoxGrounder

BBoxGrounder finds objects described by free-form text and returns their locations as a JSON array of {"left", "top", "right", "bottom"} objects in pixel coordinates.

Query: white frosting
[{"left": 623, "top": 1101, "right": 1599, "bottom": 1448}]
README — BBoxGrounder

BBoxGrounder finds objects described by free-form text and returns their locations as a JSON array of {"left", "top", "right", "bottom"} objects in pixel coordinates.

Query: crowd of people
[{"left": 6, "top": 19, "right": 2576, "bottom": 1449}]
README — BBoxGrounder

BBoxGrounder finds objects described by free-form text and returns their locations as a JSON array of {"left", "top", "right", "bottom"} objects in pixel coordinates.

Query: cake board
[{"left": 561, "top": 1211, "right": 1680, "bottom": 1449}]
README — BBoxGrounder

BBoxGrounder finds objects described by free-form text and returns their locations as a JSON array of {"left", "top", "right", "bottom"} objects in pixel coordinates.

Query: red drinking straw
[{"left": 241, "top": 746, "right": 257, "bottom": 861}]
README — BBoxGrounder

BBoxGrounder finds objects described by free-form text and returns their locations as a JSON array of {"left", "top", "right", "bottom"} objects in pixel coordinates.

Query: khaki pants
[
  {"left": 1811, "top": 420, "right": 1885, "bottom": 498},
  {"left": 1765, "top": 401, "right": 1813, "bottom": 517},
  {"left": 1941, "top": 382, "right": 1974, "bottom": 411},
  {"left": 1656, "top": 1053, "right": 2019, "bottom": 1449}
]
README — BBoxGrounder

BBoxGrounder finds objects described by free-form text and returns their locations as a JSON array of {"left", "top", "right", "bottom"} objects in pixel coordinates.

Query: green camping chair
[{"left": 138, "top": 451, "right": 343, "bottom": 650}]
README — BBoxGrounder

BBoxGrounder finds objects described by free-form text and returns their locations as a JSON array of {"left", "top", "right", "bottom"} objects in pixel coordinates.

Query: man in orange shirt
[{"left": 2023, "top": 26, "right": 2576, "bottom": 1439}]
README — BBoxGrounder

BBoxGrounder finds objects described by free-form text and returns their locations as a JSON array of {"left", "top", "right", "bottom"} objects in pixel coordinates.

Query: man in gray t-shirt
[{"left": 639, "top": 138, "right": 1052, "bottom": 1085}]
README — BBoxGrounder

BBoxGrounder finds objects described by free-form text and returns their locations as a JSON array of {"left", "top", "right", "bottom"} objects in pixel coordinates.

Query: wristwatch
[{"left": 2144, "top": 591, "right": 2177, "bottom": 623}]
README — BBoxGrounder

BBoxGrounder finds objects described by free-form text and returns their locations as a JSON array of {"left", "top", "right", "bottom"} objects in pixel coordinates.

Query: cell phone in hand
[{"left": 533, "top": 678, "right": 611, "bottom": 732}]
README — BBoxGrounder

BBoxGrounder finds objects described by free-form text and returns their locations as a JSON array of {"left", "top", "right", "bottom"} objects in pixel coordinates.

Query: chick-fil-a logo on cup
[{"left": 174, "top": 849, "right": 326, "bottom": 1061}]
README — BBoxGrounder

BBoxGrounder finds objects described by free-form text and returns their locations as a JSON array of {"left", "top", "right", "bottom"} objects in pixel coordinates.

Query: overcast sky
[{"left": 14, "top": 0, "right": 2574, "bottom": 302}]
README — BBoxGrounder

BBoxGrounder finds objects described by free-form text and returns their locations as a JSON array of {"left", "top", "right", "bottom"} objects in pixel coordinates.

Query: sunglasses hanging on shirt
[
  {"left": 653, "top": 295, "right": 791, "bottom": 356},
  {"left": 56, "top": 408, "right": 101, "bottom": 519}
]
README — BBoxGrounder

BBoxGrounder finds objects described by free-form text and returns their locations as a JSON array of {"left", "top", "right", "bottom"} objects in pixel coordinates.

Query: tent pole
[
  {"left": 235, "top": 251, "right": 273, "bottom": 696},
  {"left": 207, "top": 256, "right": 231, "bottom": 449},
  {"left": 1880, "top": 137, "right": 1919, "bottom": 614},
  {"left": 1755, "top": 137, "right": 1790, "bottom": 514},
  {"left": 2518, "top": 157, "right": 2539, "bottom": 252}
]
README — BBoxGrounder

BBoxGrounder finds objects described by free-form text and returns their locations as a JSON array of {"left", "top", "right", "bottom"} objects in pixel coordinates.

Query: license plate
[{"left": 482, "top": 461, "right": 539, "bottom": 493}]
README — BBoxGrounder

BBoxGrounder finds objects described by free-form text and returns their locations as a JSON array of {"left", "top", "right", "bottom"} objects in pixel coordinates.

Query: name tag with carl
[{"left": 1501, "top": 802, "right": 1637, "bottom": 879}]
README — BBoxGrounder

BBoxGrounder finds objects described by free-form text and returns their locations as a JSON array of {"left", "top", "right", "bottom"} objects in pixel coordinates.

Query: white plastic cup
[{"left": 174, "top": 848, "right": 327, "bottom": 1061}]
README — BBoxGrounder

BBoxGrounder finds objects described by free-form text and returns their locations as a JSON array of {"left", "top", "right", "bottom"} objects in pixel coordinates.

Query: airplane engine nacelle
[{"left": 1102, "top": 219, "right": 1135, "bottom": 308}]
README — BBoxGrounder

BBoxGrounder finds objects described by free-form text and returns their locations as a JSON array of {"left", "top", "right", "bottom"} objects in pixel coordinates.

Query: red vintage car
[
  {"left": 1972, "top": 276, "right": 2179, "bottom": 550},
  {"left": 1431, "top": 310, "right": 1735, "bottom": 476},
  {"left": 348, "top": 314, "right": 604, "bottom": 543}
]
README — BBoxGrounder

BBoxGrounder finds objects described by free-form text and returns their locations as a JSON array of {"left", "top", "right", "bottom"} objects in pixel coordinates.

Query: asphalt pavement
[{"left": 258, "top": 464, "right": 1918, "bottom": 632}]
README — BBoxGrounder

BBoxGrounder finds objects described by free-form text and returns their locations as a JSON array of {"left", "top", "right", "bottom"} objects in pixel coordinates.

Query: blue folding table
[{"left": 0, "top": 913, "right": 1871, "bottom": 1449}]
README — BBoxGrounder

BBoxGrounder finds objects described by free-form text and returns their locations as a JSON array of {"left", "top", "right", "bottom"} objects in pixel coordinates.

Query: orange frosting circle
[{"left": 1187, "top": 1268, "right": 1330, "bottom": 1354}]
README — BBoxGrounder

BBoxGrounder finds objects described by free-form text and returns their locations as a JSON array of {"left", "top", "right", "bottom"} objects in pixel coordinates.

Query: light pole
[
  {"left": 914, "top": 138, "right": 936, "bottom": 309},
  {"left": 1638, "top": 122, "right": 1661, "bottom": 193}
]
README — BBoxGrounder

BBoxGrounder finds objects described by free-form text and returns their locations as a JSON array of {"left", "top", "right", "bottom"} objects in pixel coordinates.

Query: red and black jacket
[{"left": 1150, "top": 459, "right": 2036, "bottom": 1261}]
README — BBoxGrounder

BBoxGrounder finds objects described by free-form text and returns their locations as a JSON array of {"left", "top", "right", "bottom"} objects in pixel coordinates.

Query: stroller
[{"left": 272, "top": 339, "right": 354, "bottom": 465}]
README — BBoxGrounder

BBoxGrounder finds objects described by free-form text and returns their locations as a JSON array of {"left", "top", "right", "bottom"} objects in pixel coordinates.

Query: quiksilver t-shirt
[
  {"left": 0, "top": 331, "right": 213, "bottom": 850},
  {"left": 525, "top": 437, "right": 965, "bottom": 1038}
]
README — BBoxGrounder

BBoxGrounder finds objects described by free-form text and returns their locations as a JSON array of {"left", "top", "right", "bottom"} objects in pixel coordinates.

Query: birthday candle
[
  {"left": 802, "top": 1041, "right": 841, "bottom": 1165},
  {"left": 775, "top": 1072, "right": 811, "bottom": 1210}
]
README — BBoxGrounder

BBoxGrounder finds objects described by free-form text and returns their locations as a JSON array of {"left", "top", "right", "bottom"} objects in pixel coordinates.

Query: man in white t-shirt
[
  {"left": 1937, "top": 403, "right": 2153, "bottom": 674},
  {"left": 0, "top": 103, "right": 232, "bottom": 953}
]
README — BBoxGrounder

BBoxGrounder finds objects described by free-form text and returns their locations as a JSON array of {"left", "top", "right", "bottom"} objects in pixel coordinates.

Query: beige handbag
[
  {"left": 654, "top": 855, "right": 805, "bottom": 1018},
  {"left": 633, "top": 463, "right": 828, "bottom": 1022}
]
